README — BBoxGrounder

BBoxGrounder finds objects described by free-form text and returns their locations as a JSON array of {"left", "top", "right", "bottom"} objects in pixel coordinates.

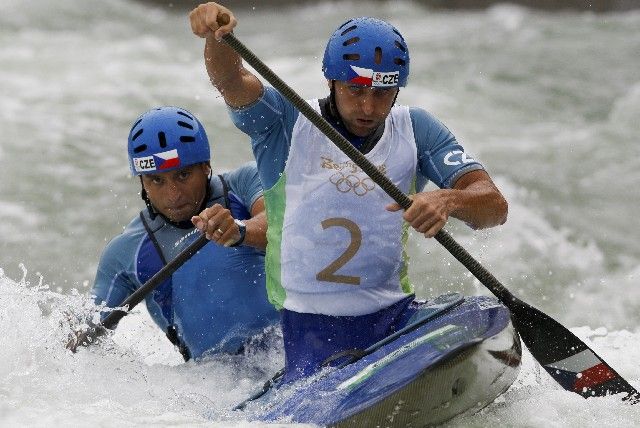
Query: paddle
[
  {"left": 218, "top": 31, "right": 639, "bottom": 403},
  {"left": 66, "top": 234, "right": 209, "bottom": 353}
]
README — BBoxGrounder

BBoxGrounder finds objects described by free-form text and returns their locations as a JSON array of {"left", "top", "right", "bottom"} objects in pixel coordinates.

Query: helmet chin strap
[
  {"left": 391, "top": 89, "right": 399, "bottom": 107},
  {"left": 328, "top": 80, "right": 339, "bottom": 119},
  {"left": 140, "top": 178, "right": 157, "bottom": 219}
]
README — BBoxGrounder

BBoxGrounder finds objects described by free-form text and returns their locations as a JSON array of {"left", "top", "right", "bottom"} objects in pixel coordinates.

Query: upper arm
[
  {"left": 203, "top": 34, "right": 264, "bottom": 108},
  {"left": 91, "top": 236, "right": 138, "bottom": 307},
  {"left": 250, "top": 196, "right": 265, "bottom": 217},
  {"left": 224, "top": 161, "right": 263, "bottom": 207},
  {"left": 451, "top": 169, "right": 508, "bottom": 228},
  {"left": 221, "top": 69, "right": 264, "bottom": 109},
  {"left": 228, "top": 87, "right": 299, "bottom": 189}
]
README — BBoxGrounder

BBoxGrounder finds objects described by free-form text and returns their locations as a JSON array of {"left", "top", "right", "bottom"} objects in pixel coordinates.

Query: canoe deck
[{"left": 249, "top": 295, "right": 522, "bottom": 427}]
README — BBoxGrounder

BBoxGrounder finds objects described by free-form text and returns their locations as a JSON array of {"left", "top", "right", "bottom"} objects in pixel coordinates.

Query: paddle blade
[
  {"left": 510, "top": 299, "right": 639, "bottom": 403},
  {"left": 65, "top": 324, "right": 107, "bottom": 353}
]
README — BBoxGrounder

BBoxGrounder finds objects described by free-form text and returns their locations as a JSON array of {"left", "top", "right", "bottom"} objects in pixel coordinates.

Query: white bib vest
[{"left": 264, "top": 101, "right": 417, "bottom": 316}]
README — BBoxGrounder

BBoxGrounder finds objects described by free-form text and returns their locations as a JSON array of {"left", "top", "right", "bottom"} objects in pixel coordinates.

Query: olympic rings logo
[{"left": 329, "top": 172, "right": 376, "bottom": 196}]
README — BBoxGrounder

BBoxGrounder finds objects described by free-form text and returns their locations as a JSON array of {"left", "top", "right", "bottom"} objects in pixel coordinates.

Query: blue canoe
[{"left": 246, "top": 293, "right": 522, "bottom": 427}]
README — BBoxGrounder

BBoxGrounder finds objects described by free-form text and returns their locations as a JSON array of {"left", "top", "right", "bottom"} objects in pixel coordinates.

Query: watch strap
[{"left": 229, "top": 219, "right": 246, "bottom": 247}]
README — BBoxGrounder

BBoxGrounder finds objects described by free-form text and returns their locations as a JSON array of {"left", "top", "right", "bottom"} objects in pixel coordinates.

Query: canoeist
[
  {"left": 91, "top": 106, "right": 278, "bottom": 360},
  {"left": 189, "top": 3, "right": 508, "bottom": 382}
]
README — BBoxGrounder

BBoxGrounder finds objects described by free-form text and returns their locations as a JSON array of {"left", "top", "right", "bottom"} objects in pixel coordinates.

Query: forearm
[
  {"left": 447, "top": 185, "right": 508, "bottom": 229},
  {"left": 448, "top": 172, "right": 508, "bottom": 229},
  {"left": 190, "top": 2, "right": 262, "bottom": 107},
  {"left": 243, "top": 211, "right": 267, "bottom": 250},
  {"left": 389, "top": 169, "right": 507, "bottom": 238},
  {"left": 204, "top": 35, "right": 262, "bottom": 108}
]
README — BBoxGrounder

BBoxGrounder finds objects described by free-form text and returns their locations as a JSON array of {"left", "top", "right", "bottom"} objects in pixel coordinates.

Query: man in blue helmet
[
  {"left": 189, "top": 4, "right": 508, "bottom": 381},
  {"left": 91, "top": 106, "right": 279, "bottom": 361}
]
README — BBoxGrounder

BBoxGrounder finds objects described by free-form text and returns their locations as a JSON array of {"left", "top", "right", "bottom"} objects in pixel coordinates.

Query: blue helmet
[
  {"left": 322, "top": 17, "right": 410, "bottom": 88},
  {"left": 127, "top": 106, "right": 210, "bottom": 176}
]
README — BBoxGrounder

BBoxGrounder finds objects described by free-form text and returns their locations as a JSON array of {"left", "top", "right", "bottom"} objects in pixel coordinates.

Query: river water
[{"left": 1, "top": 0, "right": 639, "bottom": 426}]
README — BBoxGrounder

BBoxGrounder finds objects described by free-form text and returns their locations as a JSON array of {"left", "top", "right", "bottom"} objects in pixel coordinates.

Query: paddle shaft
[
  {"left": 103, "top": 234, "right": 209, "bottom": 328},
  {"left": 68, "top": 234, "right": 209, "bottom": 351},
  {"left": 220, "top": 32, "right": 639, "bottom": 402}
]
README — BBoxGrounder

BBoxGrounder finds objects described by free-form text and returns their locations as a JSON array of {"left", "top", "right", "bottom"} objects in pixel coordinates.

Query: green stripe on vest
[{"left": 264, "top": 173, "right": 287, "bottom": 309}]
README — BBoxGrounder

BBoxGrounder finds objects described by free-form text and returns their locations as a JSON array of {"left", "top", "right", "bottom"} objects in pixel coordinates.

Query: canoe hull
[
  {"left": 254, "top": 295, "right": 522, "bottom": 427},
  {"left": 334, "top": 319, "right": 520, "bottom": 427}
]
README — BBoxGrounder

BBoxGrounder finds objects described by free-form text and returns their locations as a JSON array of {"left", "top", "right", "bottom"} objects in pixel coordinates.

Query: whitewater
[{"left": 1, "top": 0, "right": 639, "bottom": 426}]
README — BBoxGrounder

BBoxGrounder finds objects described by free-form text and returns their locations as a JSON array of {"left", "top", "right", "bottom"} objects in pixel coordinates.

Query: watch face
[{"left": 231, "top": 218, "right": 247, "bottom": 247}]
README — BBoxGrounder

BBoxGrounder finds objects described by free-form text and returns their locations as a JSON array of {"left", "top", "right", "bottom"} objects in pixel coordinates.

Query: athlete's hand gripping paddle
[{"left": 217, "top": 29, "right": 639, "bottom": 403}]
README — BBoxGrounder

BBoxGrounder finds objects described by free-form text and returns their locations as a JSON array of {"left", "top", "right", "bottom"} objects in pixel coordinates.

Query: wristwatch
[{"left": 230, "top": 219, "right": 246, "bottom": 247}]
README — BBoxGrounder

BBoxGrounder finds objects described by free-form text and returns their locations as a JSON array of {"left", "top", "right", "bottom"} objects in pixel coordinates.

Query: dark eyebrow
[{"left": 178, "top": 165, "right": 196, "bottom": 173}]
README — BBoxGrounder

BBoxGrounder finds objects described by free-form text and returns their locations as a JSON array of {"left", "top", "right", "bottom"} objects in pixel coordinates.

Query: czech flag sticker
[
  {"left": 349, "top": 66, "right": 399, "bottom": 87},
  {"left": 133, "top": 149, "right": 180, "bottom": 173}
]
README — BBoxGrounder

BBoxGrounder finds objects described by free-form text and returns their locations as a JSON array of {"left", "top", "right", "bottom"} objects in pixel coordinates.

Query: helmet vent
[
  {"left": 177, "top": 110, "right": 194, "bottom": 120},
  {"left": 343, "top": 36, "right": 359, "bottom": 46},
  {"left": 180, "top": 136, "right": 196, "bottom": 143},
  {"left": 343, "top": 53, "right": 360, "bottom": 61},
  {"left": 131, "top": 128, "right": 143, "bottom": 141},
  {"left": 375, "top": 47, "right": 382, "bottom": 64},
  {"left": 340, "top": 24, "right": 357, "bottom": 36},
  {"left": 394, "top": 40, "right": 406, "bottom": 52},
  {"left": 158, "top": 131, "right": 167, "bottom": 148},
  {"left": 177, "top": 121, "right": 194, "bottom": 130},
  {"left": 133, "top": 144, "right": 147, "bottom": 153}
]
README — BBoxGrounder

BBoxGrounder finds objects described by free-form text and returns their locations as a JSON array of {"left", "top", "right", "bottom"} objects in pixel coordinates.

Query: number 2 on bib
[{"left": 316, "top": 217, "right": 362, "bottom": 285}]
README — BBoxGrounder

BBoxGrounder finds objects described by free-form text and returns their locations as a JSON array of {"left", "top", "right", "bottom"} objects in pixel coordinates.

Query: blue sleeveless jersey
[{"left": 92, "top": 162, "right": 278, "bottom": 359}]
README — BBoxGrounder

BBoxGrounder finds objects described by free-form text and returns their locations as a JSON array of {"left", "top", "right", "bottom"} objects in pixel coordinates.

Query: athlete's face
[
  {"left": 141, "top": 163, "right": 210, "bottom": 222},
  {"left": 331, "top": 80, "right": 398, "bottom": 137}
]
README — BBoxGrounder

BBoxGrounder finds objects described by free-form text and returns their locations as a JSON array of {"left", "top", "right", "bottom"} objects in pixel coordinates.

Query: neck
[{"left": 322, "top": 85, "right": 386, "bottom": 154}]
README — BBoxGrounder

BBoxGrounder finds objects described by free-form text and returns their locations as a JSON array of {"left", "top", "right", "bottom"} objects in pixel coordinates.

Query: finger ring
[{"left": 216, "top": 228, "right": 224, "bottom": 234}]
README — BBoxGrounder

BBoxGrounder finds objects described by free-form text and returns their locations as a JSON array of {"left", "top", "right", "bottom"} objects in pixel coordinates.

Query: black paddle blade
[
  {"left": 65, "top": 324, "right": 108, "bottom": 353},
  {"left": 510, "top": 298, "right": 639, "bottom": 403}
]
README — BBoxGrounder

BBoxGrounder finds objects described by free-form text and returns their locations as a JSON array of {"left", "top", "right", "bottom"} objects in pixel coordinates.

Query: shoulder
[
  {"left": 408, "top": 106, "right": 434, "bottom": 122},
  {"left": 409, "top": 107, "right": 450, "bottom": 133},
  {"left": 221, "top": 161, "right": 263, "bottom": 207},
  {"left": 408, "top": 107, "right": 457, "bottom": 148},
  {"left": 99, "top": 215, "right": 147, "bottom": 262},
  {"left": 228, "top": 86, "right": 297, "bottom": 121},
  {"left": 222, "top": 161, "right": 260, "bottom": 186},
  {"left": 120, "top": 214, "right": 148, "bottom": 238}
]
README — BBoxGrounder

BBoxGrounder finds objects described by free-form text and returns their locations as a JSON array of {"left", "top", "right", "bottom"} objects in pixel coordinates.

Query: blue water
[{"left": 1, "top": 1, "right": 639, "bottom": 426}]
